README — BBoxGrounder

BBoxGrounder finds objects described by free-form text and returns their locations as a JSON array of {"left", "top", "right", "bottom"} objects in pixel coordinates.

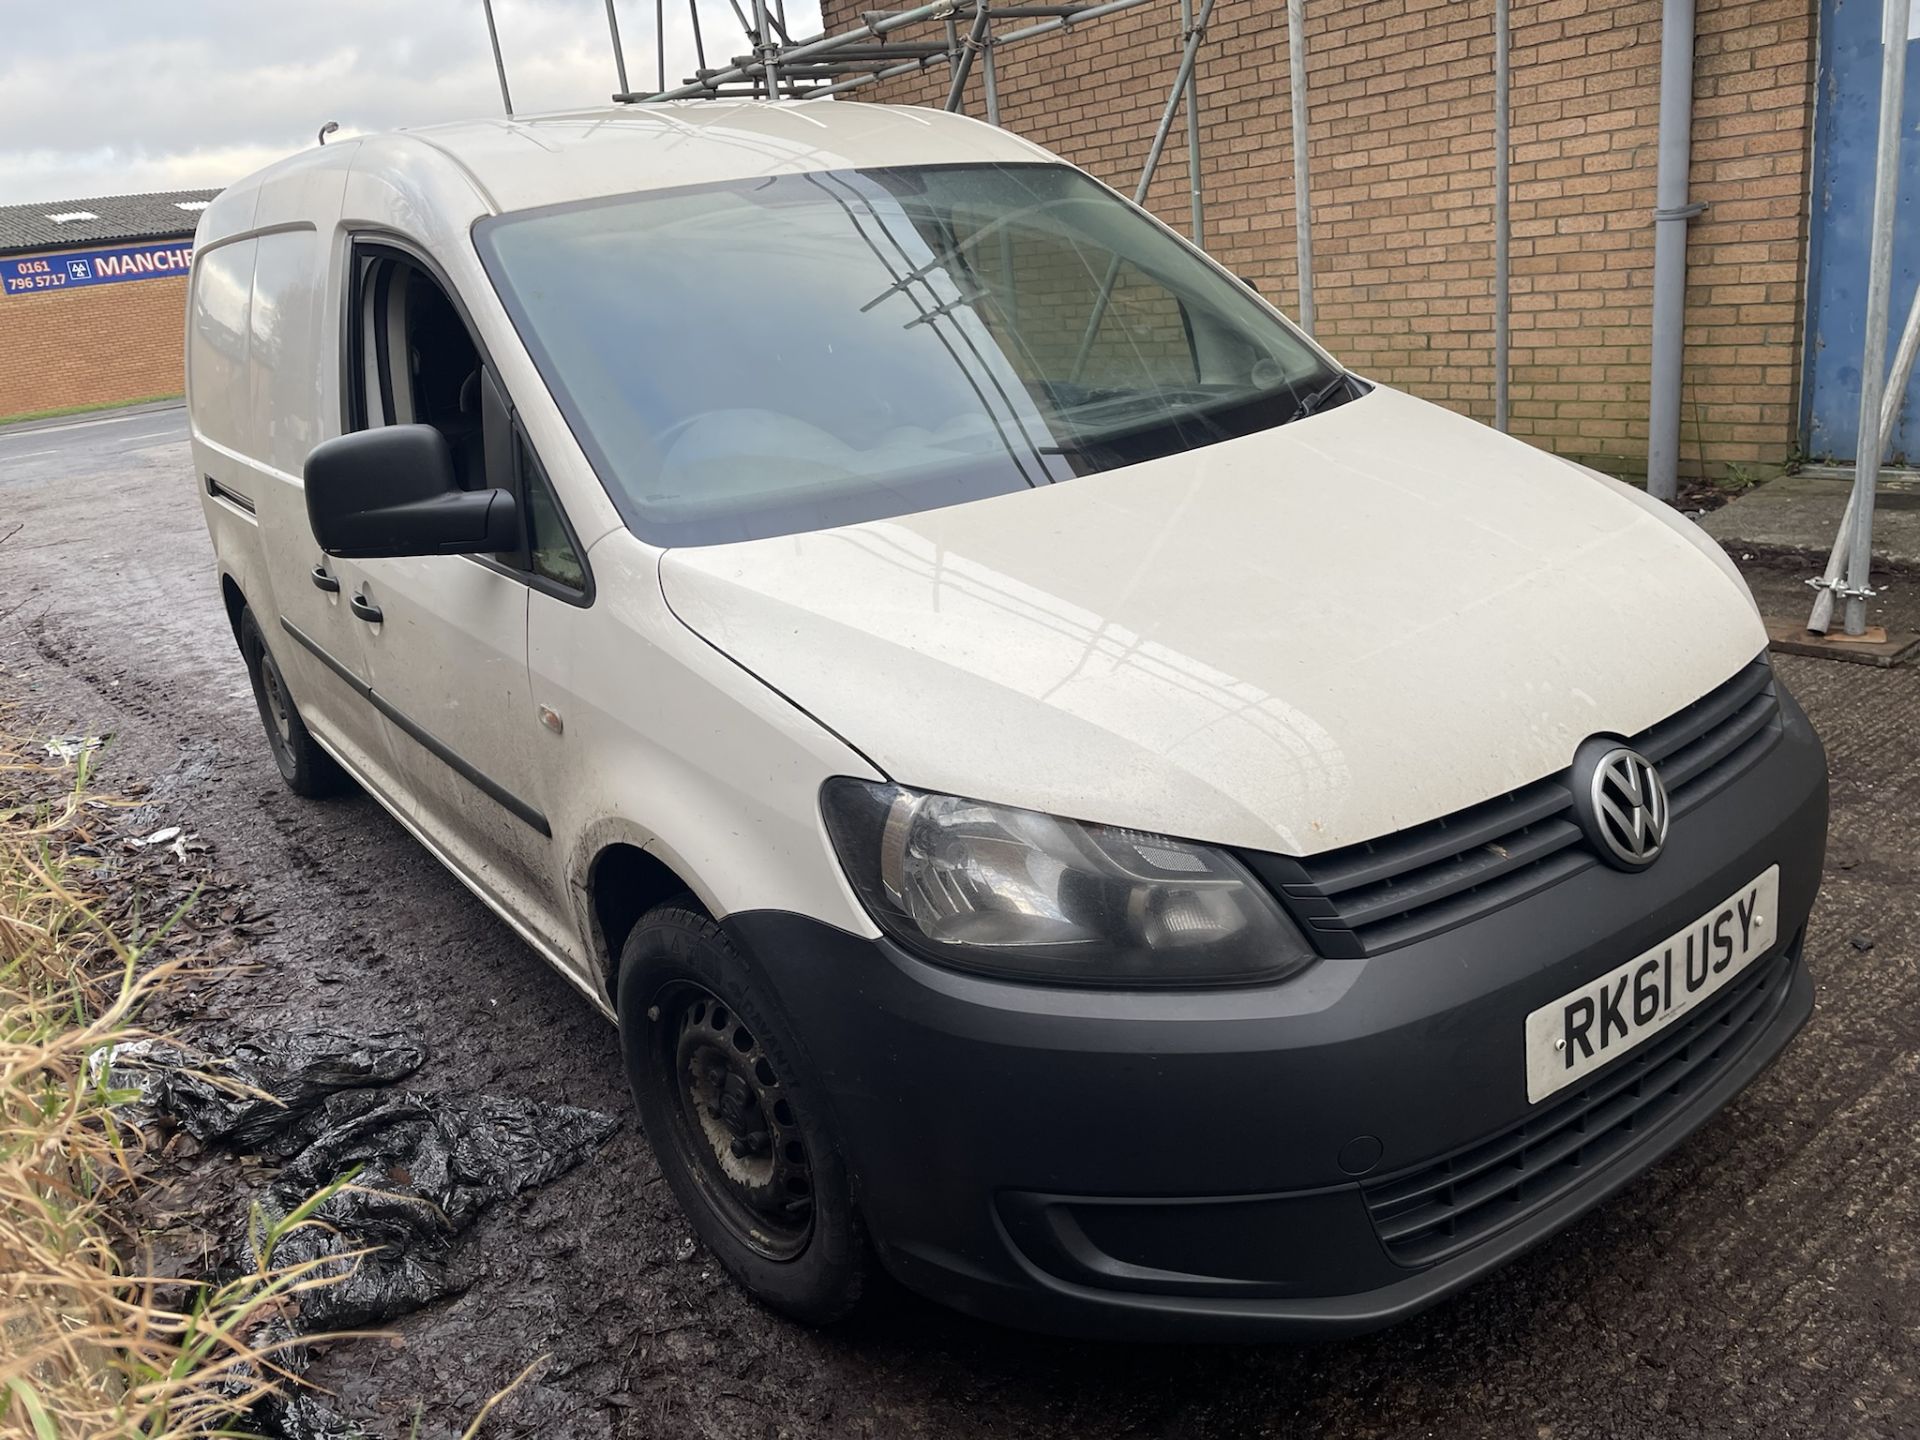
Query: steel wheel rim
[
  {"left": 657, "top": 983, "right": 814, "bottom": 1262},
  {"left": 258, "top": 651, "right": 295, "bottom": 748}
]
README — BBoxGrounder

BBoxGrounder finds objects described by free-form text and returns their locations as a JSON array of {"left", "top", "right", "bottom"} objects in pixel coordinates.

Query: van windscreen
[{"left": 475, "top": 163, "right": 1348, "bottom": 547}]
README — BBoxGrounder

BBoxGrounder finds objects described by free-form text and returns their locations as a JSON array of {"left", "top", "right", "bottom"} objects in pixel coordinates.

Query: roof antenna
[{"left": 317, "top": 121, "right": 340, "bottom": 146}]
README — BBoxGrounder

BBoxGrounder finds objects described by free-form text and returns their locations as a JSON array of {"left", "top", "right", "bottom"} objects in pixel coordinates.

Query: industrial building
[
  {"left": 0, "top": 190, "right": 216, "bottom": 421},
  {"left": 816, "top": 0, "right": 1899, "bottom": 482}
]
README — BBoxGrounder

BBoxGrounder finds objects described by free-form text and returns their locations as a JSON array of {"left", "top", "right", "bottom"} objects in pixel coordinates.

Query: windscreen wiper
[{"left": 1289, "top": 372, "right": 1354, "bottom": 424}]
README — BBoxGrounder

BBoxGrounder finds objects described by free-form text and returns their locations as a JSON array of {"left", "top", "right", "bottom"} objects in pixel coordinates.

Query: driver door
[{"left": 336, "top": 241, "right": 578, "bottom": 947}]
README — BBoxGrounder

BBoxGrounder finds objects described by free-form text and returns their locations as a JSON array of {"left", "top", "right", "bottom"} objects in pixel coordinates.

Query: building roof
[{"left": 0, "top": 189, "right": 219, "bottom": 258}]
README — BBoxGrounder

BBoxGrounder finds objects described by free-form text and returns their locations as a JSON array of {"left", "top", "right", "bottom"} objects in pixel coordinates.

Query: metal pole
[
  {"left": 753, "top": 0, "right": 781, "bottom": 95},
  {"left": 945, "top": 3, "right": 993, "bottom": 109},
  {"left": 1286, "top": 0, "right": 1315, "bottom": 334},
  {"left": 1132, "top": 0, "right": 1216, "bottom": 206},
  {"left": 604, "top": 0, "right": 632, "bottom": 94},
  {"left": 804, "top": 55, "right": 954, "bottom": 96},
  {"left": 944, "top": 12, "right": 961, "bottom": 99},
  {"left": 1829, "top": 0, "right": 1908, "bottom": 634},
  {"left": 1180, "top": 0, "right": 1205, "bottom": 245},
  {"left": 1809, "top": 282, "right": 1920, "bottom": 632},
  {"left": 483, "top": 0, "right": 513, "bottom": 115},
  {"left": 658, "top": 0, "right": 668, "bottom": 91},
  {"left": 1883, "top": 285, "right": 1920, "bottom": 453},
  {"left": 993, "top": 0, "right": 1161, "bottom": 44},
  {"left": 643, "top": 0, "right": 982, "bottom": 99},
  {"left": 1493, "top": 0, "right": 1510, "bottom": 432},
  {"left": 1646, "top": 0, "right": 1700, "bottom": 502},
  {"left": 981, "top": 7, "right": 1001, "bottom": 124},
  {"left": 649, "top": 0, "right": 1169, "bottom": 102},
  {"left": 690, "top": 0, "right": 708, "bottom": 72},
  {"left": 1069, "top": 0, "right": 1217, "bottom": 376}
]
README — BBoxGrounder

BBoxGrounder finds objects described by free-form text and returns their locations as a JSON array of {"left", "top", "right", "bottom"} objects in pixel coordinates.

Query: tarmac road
[{"left": 4, "top": 405, "right": 1919, "bottom": 1438}]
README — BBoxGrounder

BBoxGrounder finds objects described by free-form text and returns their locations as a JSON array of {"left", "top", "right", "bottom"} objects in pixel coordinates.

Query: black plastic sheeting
[
  {"left": 111, "top": 1028, "right": 618, "bottom": 1439},
  {"left": 263, "top": 1087, "right": 623, "bottom": 1328},
  {"left": 128, "top": 1028, "right": 429, "bottom": 1153}
]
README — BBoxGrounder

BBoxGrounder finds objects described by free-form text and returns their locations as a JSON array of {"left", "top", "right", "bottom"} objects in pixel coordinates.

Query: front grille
[
  {"left": 1361, "top": 935, "right": 1800, "bottom": 1269},
  {"left": 1251, "top": 657, "right": 1781, "bottom": 957}
]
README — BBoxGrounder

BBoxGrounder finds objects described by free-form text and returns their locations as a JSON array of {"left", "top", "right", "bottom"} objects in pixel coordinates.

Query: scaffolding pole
[
  {"left": 1180, "top": 0, "right": 1204, "bottom": 244},
  {"left": 1131, "top": 0, "right": 1215, "bottom": 207},
  {"left": 626, "top": 0, "right": 1170, "bottom": 101},
  {"left": 981, "top": 8, "right": 1002, "bottom": 123},
  {"left": 775, "top": 0, "right": 1169, "bottom": 98},
  {"left": 1808, "top": 284, "right": 1920, "bottom": 633},
  {"left": 483, "top": 0, "right": 513, "bottom": 115},
  {"left": 753, "top": 0, "right": 782, "bottom": 95},
  {"left": 1809, "top": 0, "right": 1909, "bottom": 636},
  {"left": 690, "top": 0, "right": 708, "bottom": 72},
  {"left": 1286, "top": 0, "right": 1314, "bottom": 334},
  {"left": 945, "top": 3, "right": 993, "bottom": 109},
  {"left": 634, "top": 0, "right": 966, "bottom": 98},
  {"left": 1070, "top": 0, "right": 1218, "bottom": 376},
  {"left": 604, "top": 0, "right": 632, "bottom": 94}
]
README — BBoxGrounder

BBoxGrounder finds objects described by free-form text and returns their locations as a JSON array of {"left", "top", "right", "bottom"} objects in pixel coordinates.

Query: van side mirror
[{"left": 303, "top": 425, "right": 519, "bottom": 559}]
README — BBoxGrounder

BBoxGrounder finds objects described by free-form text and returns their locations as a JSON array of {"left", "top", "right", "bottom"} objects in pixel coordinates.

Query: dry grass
[{"left": 0, "top": 736, "right": 352, "bottom": 1437}]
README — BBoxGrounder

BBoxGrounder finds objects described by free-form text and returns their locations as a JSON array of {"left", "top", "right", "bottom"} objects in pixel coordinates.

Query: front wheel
[{"left": 617, "top": 902, "right": 869, "bottom": 1324}]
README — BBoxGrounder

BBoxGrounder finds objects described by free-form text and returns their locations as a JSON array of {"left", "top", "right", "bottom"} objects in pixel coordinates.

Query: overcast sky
[{"left": 0, "top": 0, "right": 824, "bottom": 205}]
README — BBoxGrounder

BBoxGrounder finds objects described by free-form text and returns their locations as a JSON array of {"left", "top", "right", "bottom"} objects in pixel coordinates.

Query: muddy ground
[{"left": 4, "top": 405, "right": 1919, "bottom": 1438}]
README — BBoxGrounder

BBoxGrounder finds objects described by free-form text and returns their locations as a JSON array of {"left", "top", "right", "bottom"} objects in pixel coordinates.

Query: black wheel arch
[
  {"left": 221, "top": 572, "right": 248, "bottom": 649},
  {"left": 588, "top": 841, "right": 709, "bottom": 998}
]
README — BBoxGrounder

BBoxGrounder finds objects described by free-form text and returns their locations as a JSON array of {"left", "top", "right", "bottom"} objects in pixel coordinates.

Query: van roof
[{"left": 384, "top": 101, "right": 1052, "bottom": 216}]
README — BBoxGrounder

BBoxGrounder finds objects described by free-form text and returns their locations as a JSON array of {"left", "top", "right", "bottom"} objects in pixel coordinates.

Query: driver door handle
[
  {"left": 311, "top": 564, "right": 340, "bottom": 593},
  {"left": 349, "top": 592, "right": 384, "bottom": 625}
]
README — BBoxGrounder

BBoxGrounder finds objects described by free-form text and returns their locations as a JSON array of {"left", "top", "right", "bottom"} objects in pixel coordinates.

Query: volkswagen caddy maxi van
[{"left": 188, "top": 101, "right": 1827, "bottom": 1339}]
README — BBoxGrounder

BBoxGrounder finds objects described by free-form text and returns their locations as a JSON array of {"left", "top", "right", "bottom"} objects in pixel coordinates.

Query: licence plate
[{"left": 1524, "top": 865, "right": 1780, "bottom": 1104}]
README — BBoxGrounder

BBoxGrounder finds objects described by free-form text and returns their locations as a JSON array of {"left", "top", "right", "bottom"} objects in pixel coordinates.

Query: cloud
[{"left": 0, "top": 0, "right": 823, "bottom": 204}]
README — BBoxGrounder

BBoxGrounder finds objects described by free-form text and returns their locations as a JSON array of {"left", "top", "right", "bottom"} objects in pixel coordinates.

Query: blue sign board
[{"left": 2, "top": 240, "right": 194, "bottom": 298}]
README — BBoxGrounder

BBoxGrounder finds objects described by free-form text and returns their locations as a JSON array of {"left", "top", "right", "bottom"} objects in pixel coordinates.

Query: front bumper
[{"left": 727, "top": 687, "right": 1827, "bottom": 1340}]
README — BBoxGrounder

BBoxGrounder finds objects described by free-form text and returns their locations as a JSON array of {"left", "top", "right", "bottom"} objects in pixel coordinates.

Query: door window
[
  {"left": 346, "top": 244, "right": 590, "bottom": 600},
  {"left": 352, "top": 255, "right": 487, "bottom": 490}
]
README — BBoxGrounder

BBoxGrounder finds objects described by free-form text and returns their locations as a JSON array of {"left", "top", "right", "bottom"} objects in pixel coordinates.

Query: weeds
[{"left": 0, "top": 735, "right": 350, "bottom": 1436}]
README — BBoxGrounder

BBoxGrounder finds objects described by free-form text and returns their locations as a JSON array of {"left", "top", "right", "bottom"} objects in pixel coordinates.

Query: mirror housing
[{"left": 303, "top": 424, "right": 518, "bottom": 559}]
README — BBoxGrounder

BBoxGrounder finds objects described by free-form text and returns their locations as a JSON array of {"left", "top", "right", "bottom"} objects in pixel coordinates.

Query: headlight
[{"left": 820, "top": 778, "right": 1315, "bottom": 987}]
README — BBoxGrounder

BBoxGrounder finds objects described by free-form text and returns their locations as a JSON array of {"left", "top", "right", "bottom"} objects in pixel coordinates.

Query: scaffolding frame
[
  {"left": 594, "top": 0, "right": 1327, "bottom": 341},
  {"left": 482, "top": 0, "right": 1909, "bottom": 640}
]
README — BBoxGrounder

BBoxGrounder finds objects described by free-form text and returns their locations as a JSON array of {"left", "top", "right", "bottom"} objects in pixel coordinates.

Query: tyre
[
  {"left": 617, "top": 901, "right": 869, "bottom": 1324},
  {"left": 237, "top": 608, "right": 348, "bottom": 799}
]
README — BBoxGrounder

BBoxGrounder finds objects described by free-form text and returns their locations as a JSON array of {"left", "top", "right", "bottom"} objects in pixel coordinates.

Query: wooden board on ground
[{"left": 1764, "top": 616, "right": 1920, "bottom": 667}]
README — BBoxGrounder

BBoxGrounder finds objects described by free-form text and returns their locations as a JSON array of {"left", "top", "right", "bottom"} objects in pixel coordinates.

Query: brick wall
[
  {"left": 818, "top": 0, "right": 1816, "bottom": 478},
  {"left": 0, "top": 244, "right": 188, "bottom": 419}
]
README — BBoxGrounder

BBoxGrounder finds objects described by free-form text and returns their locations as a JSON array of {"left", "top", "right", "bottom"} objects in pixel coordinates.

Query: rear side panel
[{"left": 187, "top": 143, "right": 401, "bottom": 795}]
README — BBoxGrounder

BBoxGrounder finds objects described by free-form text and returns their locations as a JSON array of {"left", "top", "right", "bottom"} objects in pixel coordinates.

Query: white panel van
[{"left": 189, "top": 101, "right": 1826, "bottom": 1338}]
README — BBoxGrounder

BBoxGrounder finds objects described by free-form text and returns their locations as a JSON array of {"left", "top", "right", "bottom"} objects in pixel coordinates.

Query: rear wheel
[
  {"left": 617, "top": 901, "right": 868, "bottom": 1323},
  {"left": 238, "top": 608, "right": 347, "bottom": 798}
]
